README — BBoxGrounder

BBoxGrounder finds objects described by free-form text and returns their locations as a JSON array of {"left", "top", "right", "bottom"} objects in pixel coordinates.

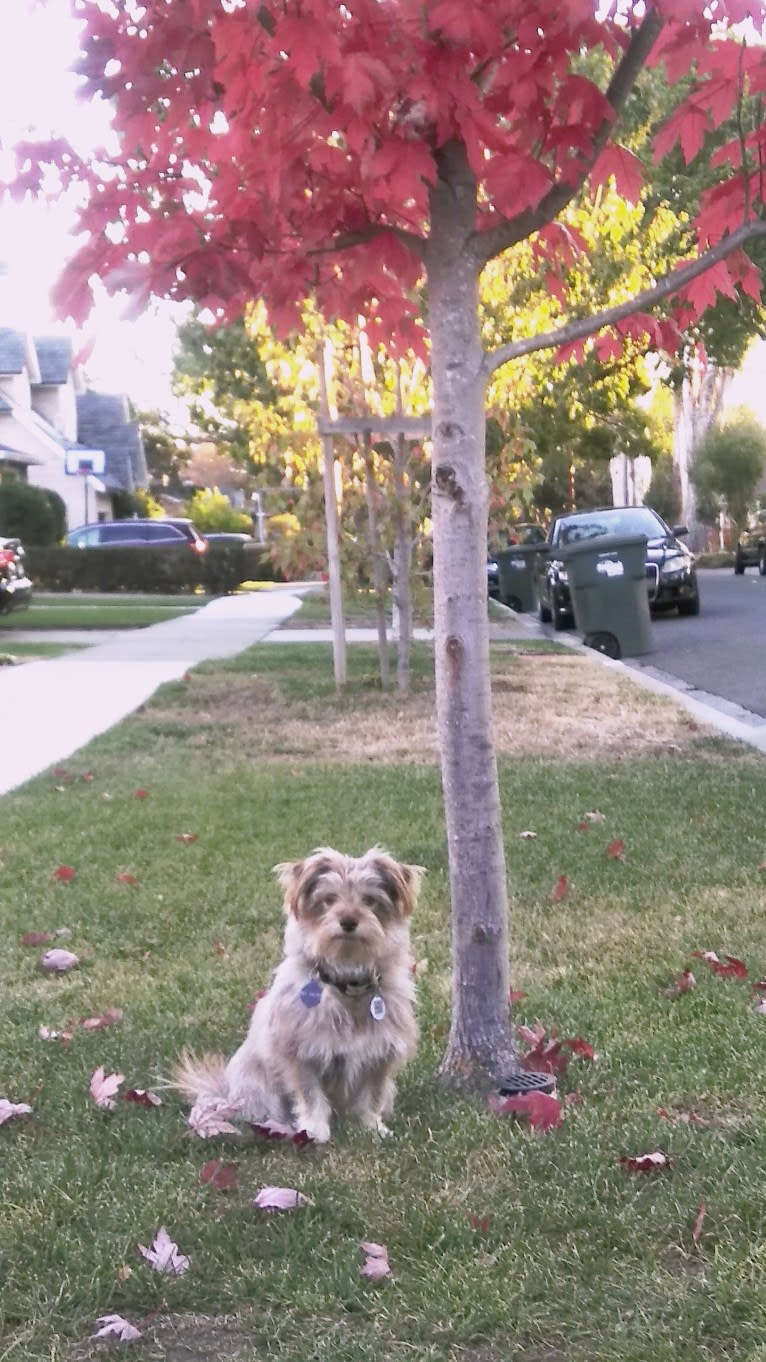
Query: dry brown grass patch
[{"left": 142, "top": 647, "right": 709, "bottom": 765}]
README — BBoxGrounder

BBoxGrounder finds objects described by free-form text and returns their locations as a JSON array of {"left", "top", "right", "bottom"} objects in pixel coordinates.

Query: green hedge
[{"left": 25, "top": 541, "right": 280, "bottom": 595}]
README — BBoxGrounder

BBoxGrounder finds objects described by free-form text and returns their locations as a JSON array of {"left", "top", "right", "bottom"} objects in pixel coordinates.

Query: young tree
[
  {"left": 16, "top": 0, "right": 766, "bottom": 1088},
  {"left": 691, "top": 408, "right": 766, "bottom": 537}
]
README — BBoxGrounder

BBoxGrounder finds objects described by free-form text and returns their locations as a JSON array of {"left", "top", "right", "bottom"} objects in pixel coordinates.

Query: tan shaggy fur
[{"left": 171, "top": 847, "right": 423, "bottom": 1143}]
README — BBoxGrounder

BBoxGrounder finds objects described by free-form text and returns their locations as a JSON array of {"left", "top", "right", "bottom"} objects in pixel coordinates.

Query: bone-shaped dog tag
[
  {"left": 299, "top": 978, "right": 323, "bottom": 1008},
  {"left": 370, "top": 994, "right": 386, "bottom": 1022}
]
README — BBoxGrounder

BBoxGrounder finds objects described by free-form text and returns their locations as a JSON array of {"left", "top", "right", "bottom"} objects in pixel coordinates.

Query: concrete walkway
[{"left": 0, "top": 588, "right": 306, "bottom": 796}]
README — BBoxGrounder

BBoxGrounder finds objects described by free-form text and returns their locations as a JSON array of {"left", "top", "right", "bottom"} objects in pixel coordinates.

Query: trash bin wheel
[{"left": 584, "top": 631, "right": 621, "bottom": 660}]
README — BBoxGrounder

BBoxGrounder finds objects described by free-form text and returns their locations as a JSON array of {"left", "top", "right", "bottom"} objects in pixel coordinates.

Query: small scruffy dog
[{"left": 172, "top": 847, "right": 422, "bottom": 1143}]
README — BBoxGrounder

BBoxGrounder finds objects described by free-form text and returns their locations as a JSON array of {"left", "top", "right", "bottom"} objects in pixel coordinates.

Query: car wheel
[
  {"left": 734, "top": 554, "right": 745, "bottom": 575},
  {"left": 538, "top": 594, "right": 552, "bottom": 624},
  {"left": 759, "top": 553, "right": 766, "bottom": 577},
  {"left": 678, "top": 592, "right": 700, "bottom": 617}
]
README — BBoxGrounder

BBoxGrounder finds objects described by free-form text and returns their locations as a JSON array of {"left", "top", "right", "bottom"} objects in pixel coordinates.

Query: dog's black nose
[{"left": 339, "top": 916, "right": 358, "bottom": 933}]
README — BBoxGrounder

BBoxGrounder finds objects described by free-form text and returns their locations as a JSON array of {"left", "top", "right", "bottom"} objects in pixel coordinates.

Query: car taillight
[{"left": 0, "top": 549, "right": 14, "bottom": 569}]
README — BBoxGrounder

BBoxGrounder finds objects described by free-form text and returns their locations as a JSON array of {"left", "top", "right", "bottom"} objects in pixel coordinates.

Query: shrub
[
  {"left": 0, "top": 482, "right": 67, "bottom": 545},
  {"left": 184, "top": 487, "right": 253, "bottom": 534},
  {"left": 25, "top": 542, "right": 278, "bottom": 594}
]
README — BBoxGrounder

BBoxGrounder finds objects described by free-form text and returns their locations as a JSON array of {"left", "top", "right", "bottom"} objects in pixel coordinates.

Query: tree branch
[
  {"left": 306, "top": 223, "right": 428, "bottom": 261},
  {"left": 483, "top": 217, "right": 766, "bottom": 376},
  {"left": 471, "top": 7, "right": 664, "bottom": 266}
]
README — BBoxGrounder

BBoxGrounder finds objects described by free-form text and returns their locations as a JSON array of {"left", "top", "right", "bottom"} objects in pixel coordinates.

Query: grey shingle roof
[
  {"left": 0, "top": 329, "right": 27, "bottom": 375},
  {"left": 76, "top": 390, "right": 148, "bottom": 494},
  {"left": 34, "top": 337, "right": 73, "bottom": 385}
]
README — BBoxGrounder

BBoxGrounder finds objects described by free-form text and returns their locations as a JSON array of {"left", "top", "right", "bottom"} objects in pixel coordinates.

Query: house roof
[
  {"left": 76, "top": 389, "right": 148, "bottom": 494},
  {"left": 0, "top": 329, "right": 27, "bottom": 375},
  {"left": 34, "top": 336, "right": 73, "bottom": 386}
]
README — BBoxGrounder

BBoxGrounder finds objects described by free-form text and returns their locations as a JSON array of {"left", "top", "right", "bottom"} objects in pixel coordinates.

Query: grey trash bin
[
  {"left": 560, "top": 533, "right": 653, "bottom": 659},
  {"left": 494, "top": 544, "right": 542, "bottom": 613}
]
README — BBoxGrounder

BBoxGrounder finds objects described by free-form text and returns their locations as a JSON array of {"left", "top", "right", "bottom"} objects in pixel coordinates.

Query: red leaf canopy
[{"left": 15, "top": 1, "right": 766, "bottom": 344}]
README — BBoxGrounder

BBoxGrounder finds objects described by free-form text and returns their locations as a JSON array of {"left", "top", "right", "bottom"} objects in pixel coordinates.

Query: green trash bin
[
  {"left": 494, "top": 543, "right": 542, "bottom": 613},
  {"left": 560, "top": 533, "right": 653, "bottom": 659}
]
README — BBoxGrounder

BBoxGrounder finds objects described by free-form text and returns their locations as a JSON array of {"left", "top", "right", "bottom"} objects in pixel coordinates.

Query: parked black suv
[{"left": 66, "top": 518, "right": 208, "bottom": 554}]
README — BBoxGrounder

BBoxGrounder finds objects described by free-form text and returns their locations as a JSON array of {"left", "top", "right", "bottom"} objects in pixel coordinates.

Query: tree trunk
[
  {"left": 674, "top": 357, "right": 731, "bottom": 553},
  {"left": 426, "top": 140, "right": 517, "bottom": 1089}
]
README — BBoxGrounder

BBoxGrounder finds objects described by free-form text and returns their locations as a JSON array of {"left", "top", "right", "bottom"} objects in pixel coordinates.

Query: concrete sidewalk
[{"left": 0, "top": 588, "right": 306, "bottom": 796}]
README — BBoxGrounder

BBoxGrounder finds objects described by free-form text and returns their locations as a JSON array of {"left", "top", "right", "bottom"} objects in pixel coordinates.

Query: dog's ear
[
  {"left": 367, "top": 850, "right": 425, "bottom": 918},
  {"left": 273, "top": 859, "right": 305, "bottom": 915}
]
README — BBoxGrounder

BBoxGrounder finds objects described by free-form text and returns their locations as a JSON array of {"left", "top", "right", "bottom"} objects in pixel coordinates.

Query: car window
[
  {"left": 554, "top": 508, "right": 665, "bottom": 545},
  {"left": 145, "top": 523, "right": 185, "bottom": 542},
  {"left": 69, "top": 527, "right": 102, "bottom": 547}
]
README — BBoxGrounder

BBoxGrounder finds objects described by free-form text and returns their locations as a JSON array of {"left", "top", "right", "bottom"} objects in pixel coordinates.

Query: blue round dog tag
[
  {"left": 299, "top": 978, "right": 323, "bottom": 1008},
  {"left": 370, "top": 994, "right": 386, "bottom": 1022}
]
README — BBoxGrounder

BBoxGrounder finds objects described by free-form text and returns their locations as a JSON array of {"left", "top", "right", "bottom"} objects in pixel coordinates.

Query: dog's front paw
[{"left": 360, "top": 1113, "right": 391, "bottom": 1138}]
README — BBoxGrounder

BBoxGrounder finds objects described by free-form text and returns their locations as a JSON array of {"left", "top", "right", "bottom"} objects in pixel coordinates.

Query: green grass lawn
[
  {"left": 0, "top": 594, "right": 209, "bottom": 632},
  {"left": 2, "top": 642, "right": 766, "bottom": 1360}
]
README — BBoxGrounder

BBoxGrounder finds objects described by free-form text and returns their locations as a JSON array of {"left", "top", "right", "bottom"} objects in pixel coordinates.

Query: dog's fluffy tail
[{"left": 168, "top": 1048, "right": 229, "bottom": 1106}]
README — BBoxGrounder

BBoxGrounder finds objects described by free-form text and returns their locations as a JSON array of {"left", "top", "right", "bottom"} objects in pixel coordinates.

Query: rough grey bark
[
  {"left": 427, "top": 141, "right": 517, "bottom": 1088},
  {"left": 674, "top": 358, "right": 731, "bottom": 552}
]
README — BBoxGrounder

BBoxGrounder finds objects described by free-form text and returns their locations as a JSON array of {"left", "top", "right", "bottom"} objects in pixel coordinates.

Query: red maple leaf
[
  {"left": 606, "top": 839, "right": 625, "bottom": 861},
  {"left": 200, "top": 1159, "right": 239, "bottom": 1191},
  {"left": 489, "top": 1090, "right": 563, "bottom": 1132},
  {"left": 691, "top": 950, "right": 747, "bottom": 979},
  {"left": 19, "top": 931, "right": 54, "bottom": 947},
  {"left": 134, "top": 789, "right": 150, "bottom": 800},
  {"left": 590, "top": 143, "right": 644, "bottom": 203},
  {"left": 619, "top": 1151, "right": 672, "bottom": 1172},
  {"left": 551, "top": 874, "right": 569, "bottom": 902},
  {"left": 52, "top": 865, "right": 76, "bottom": 882},
  {"left": 116, "top": 872, "right": 140, "bottom": 886}
]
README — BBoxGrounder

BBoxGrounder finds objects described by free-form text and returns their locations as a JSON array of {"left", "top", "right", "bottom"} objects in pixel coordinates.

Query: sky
[{"left": 0, "top": 0, "right": 185, "bottom": 414}]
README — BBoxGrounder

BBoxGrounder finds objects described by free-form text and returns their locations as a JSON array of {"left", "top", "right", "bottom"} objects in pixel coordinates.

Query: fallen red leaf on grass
[
  {"left": 660, "top": 968, "right": 696, "bottom": 997},
  {"left": 516, "top": 1022, "right": 596, "bottom": 1074},
  {"left": 488, "top": 1090, "right": 564, "bottom": 1131},
  {"left": 91, "top": 1314, "right": 142, "bottom": 1342},
  {"left": 0, "top": 1098, "right": 32, "bottom": 1125},
  {"left": 89, "top": 1066, "right": 125, "bottom": 1110},
  {"left": 39, "top": 948, "right": 79, "bottom": 974},
  {"left": 200, "top": 1158, "right": 239, "bottom": 1191},
  {"left": 509, "top": 990, "right": 528, "bottom": 1005},
  {"left": 692, "top": 950, "right": 747, "bottom": 979},
  {"left": 52, "top": 865, "right": 76, "bottom": 882},
  {"left": 116, "top": 872, "right": 140, "bottom": 886},
  {"left": 466, "top": 1212, "right": 494, "bottom": 1234},
  {"left": 360, "top": 1241, "right": 392, "bottom": 1280},
  {"left": 175, "top": 833, "right": 199, "bottom": 844},
  {"left": 134, "top": 789, "right": 150, "bottom": 800},
  {"left": 138, "top": 1227, "right": 190, "bottom": 1274},
  {"left": 123, "top": 1088, "right": 163, "bottom": 1107},
  {"left": 551, "top": 874, "right": 569, "bottom": 902},
  {"left": 250, "top": 1120, "right": 313, "bottom": 1146},
  {"left": 19, "top": 931, "right": 54, "bottom": 946},
  {"left": 187, "top": 1100, "right": 242, "bottom": 1138},
  {"left": 619, "top": 1150, "right": 672, "bottom": 1172},
  {"left": 253, "top": 1186, "right": 311, "bottom": 1211},
  {"left": 606, "top": 838, "right": 625, "bottom": 861},
  {"left": 80, "top": 1008, "right": 123, "bottom": 1031},
  {"left": 692, "top": 1200, "right": 706, "bottom": 1242},
  {"left": 38, "top": 1023, "right": 76, "bottom": 1043}
]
